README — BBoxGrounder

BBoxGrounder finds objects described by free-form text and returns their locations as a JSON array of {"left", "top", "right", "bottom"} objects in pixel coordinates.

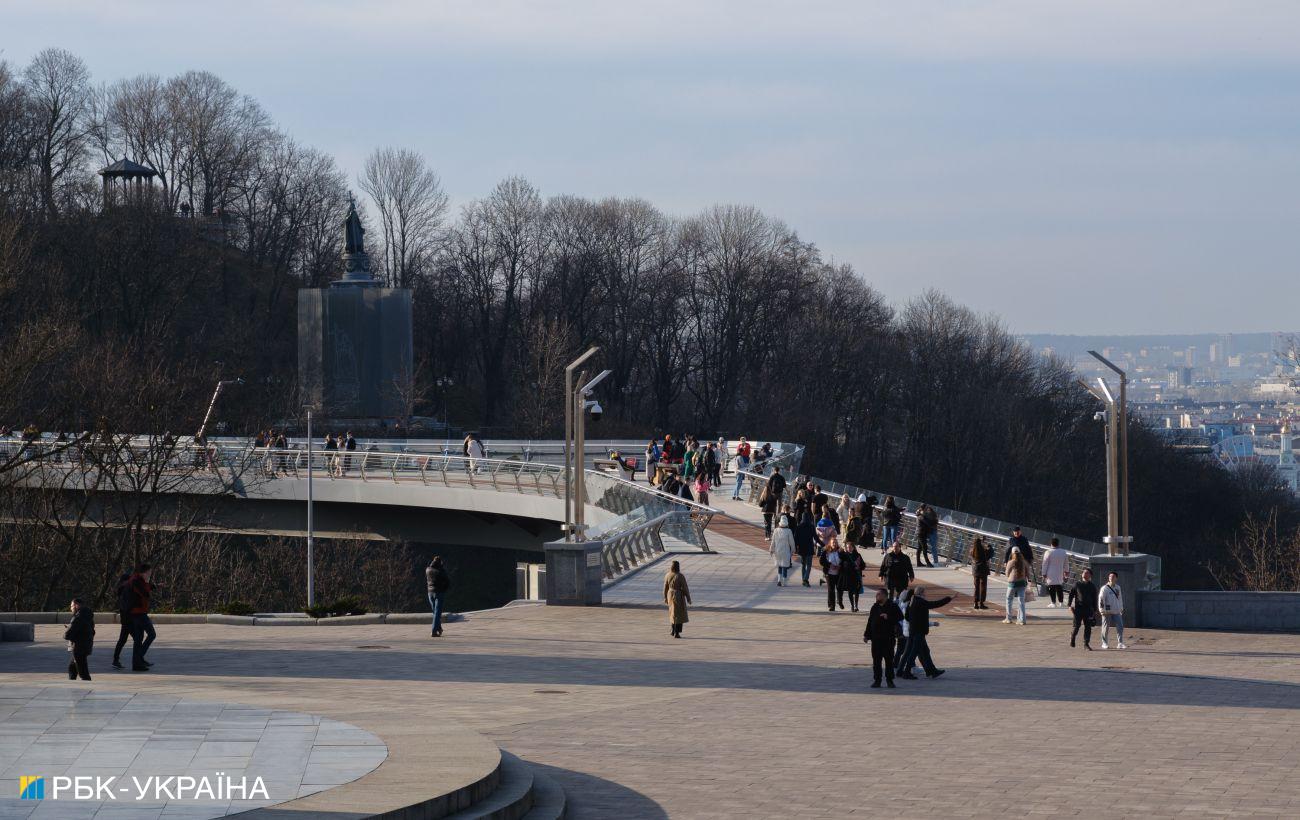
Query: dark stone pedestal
[{"left": 544, "top": 541, "right": 604, "bottom": 606}]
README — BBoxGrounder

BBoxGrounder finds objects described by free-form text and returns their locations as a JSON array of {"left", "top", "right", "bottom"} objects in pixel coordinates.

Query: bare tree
[
  {"left": 24, "top": 48, "right": 91, "bottom": 217},
  {"left": 359, "top": 147, "right": 448, "bottom": 288}
]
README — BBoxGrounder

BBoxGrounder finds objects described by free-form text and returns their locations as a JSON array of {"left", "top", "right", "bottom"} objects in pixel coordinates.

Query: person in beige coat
[{"left": 664, "top": 560, "right": 692, "bottom": 638}]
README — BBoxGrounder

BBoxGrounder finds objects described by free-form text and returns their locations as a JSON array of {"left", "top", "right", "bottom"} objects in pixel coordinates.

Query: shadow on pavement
[
  {"left": 524, "top": 760, "right": 668, "bottom": 820},
  {"left": 4, "top": 642, "right": 1297, "bottom": 711}
]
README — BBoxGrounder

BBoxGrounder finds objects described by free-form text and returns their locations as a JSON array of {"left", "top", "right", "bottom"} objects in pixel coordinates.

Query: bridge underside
[{"left": 3, "top": 490, "right": 563, "bottom": 551}]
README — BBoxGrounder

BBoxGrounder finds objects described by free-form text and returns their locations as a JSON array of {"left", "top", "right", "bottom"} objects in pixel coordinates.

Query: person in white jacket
[
  {"left": 1097, "top": 572, "right": 1127, "bottom": 649},
  {"left": 769, "top": 512, "right": 795, "bottom": 586},
  {"left": 1041, "top": 538, "right": 1069, "bottom": 608}
]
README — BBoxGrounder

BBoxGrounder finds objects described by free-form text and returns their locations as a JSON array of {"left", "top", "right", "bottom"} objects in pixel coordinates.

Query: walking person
[
  {"left": 920, "top": 504, "right": 940, "bottom": 566},
  {"left": 1068, "top": 568, "right": 1099, "bottom": 649},
  {"left": 896, "top": 586, "right": 951, "bottom": 680},
  {"left": 466, "top": 433, "right": 486, "bottom": 473},
  {"left": 126, "top": 563, "right": 157, "bottom": 672},
  {"left": 852, "top": 494, "right": 876, "bottom": 551},
  {"left": 709, "top": 440, "right": 724, "bottom": 486},
  {"left": 881, "top": 497, "right": 902, "bottom": 553},
  {"left": 878, "top": 541, "right": 915, "bottom": 601},
  {"left": 693, "top": 471, "right": 711, "bottom": 506},
  {"left": 969, "top": 536, "right": 993, "bottom": 609},
  {"left": 840, "top": 541, "right": 866, "bottom": 612},
  {"left": 645, "top": 439, "right": 662, "bottom": 485},
  {"left": 731, "top": 437, "right": 751, "bottom": 498},
  {"left": 759, "top": 466, "right": 786, "bottom": 538},
  {"left": 863, "top": 589, "right": 903, "bottom": 688},
  {"left": 344, "top": 431, "right": 357, "bottom": 473},
  {"left": 664, "top": 560, "right": 692, "bottom": 638},
  {"left": 770, "top": 512, "right": 795, "bottom": 586},
  {"left": 64, "top": 598, "right": 95, "bottom": 681},
  {"left": 426, "top": 556, "right": 451, "bottom": 637},
  {"left": 794, "top": 511, "right": 820, "bottom": 587},
  {"left": 1098, "top": 572, "right": 1127, "bottom": 649},
  {"left": 1003, "top": 548, "right": 1030, "bottom": 625},
  {"left": 914, "top": 503, "right": 936, "bottom": 567},
  {"left": 835, "top": 494, "right": 852, "bottom": 534},
  {"left": 110, "top": 570, "right": 133, "bottom": 669},
  {"left": 817, "top": 520, "right": 843, "bottom": 611},
  {"left": 893, "top": 588, "right": 912, "bottom": 675},
  {"left": 1042, "top": 538, "right": 1068, "bottom": 607}
]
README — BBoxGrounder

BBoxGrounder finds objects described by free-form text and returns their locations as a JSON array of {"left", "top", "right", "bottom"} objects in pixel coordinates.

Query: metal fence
[{"left": 741, "top": 469, "right": 1109, "bottom": 587}]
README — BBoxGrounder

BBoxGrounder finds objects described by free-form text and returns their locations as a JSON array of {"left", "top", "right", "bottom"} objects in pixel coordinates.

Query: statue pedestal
[{"left": 544, "top": 541, "right": 604, "bottom": 606}]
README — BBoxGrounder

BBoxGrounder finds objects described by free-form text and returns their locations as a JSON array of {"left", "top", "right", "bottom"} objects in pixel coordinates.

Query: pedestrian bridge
[{"left": 2, "top": 440, "right": 719, "bottom": 583}]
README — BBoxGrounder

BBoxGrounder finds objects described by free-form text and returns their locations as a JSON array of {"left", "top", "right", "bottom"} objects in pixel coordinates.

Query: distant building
[{"left": 297, "top": 198, "right": 414, "bottom": 420}]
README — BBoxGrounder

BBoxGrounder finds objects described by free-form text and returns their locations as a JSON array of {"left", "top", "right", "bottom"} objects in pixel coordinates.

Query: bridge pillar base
[
  {"left": 544, "top": 540, "right": 604, "bottom": 606},
  {"left": 1089, "top": 552, "right": 1155, "bottom": 627}
]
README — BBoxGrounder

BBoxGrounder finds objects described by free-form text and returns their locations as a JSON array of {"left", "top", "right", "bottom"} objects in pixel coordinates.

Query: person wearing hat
[
  {"left": 1004, "top": 526, "right": 1033, "bottom": 569},
  {"left": 769, "top": 511, "right": 795, "bottom": 586}
]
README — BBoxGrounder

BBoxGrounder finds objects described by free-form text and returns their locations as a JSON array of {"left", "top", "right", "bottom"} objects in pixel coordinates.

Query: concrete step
[
  {"left": 520, "top": 768, "right": 567, "bottom": 820},
  {"left": 443, "top": 750, "right": 534, "bottom": 820}
]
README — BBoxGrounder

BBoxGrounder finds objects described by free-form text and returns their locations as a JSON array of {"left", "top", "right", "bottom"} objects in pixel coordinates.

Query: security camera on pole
[{"left": 547, "top": 347, "right": 612, "bottom": 606}]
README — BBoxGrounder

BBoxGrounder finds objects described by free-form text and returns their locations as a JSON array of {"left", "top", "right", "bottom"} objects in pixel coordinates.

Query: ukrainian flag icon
[{"left": 19, "top": 776, "right": 44, "bottom": 800}]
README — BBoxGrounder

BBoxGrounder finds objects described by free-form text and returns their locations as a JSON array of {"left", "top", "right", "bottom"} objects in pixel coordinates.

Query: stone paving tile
[
  {"left": 0, "top": 691, "right": 385, "bottom": 819},
  {"left": 3, "top": 596, "right": 1299, "bottom": 818}
]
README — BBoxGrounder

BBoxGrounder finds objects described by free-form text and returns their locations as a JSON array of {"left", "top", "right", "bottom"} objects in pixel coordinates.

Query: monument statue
[{"left": 344, "top": 197, "right": 365, "bottom": 254}]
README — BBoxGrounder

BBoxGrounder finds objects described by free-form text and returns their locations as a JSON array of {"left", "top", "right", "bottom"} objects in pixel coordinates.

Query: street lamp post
[
  {"left": 564, "top": 347, "right": 599, "bottom": 542},
  {"left": 1082, "top": 350, "right": 1132, "bottom": 556},
  {"left": 304, "top": 406, "right": 315, "bottom": 607}
]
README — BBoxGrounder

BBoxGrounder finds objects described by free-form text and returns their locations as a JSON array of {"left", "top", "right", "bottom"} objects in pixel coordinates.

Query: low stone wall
[{"left": 1139, "top": 591, "right": 1300, "bottom": 632}]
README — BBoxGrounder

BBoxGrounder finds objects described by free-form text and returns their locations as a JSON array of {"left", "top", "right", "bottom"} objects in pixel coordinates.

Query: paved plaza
[
  {"left": 2, "top": 598, "right": 1299, "bottom": 818},
  {"left": 0, "top": 688, "right": 385, "bottom": 819}
]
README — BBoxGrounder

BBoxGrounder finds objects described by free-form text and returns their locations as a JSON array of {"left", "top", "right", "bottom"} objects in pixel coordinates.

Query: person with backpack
[
  {"left": 759, "top": 466, "right": 786, "bottom": 538},
  {"left": 111, "top": 571, "right": 134, "bottom": 669},
  {"left": 878, "top": 540, "right": 915, "bottom": 601},
  {"left": 645, "top": 439, "right": 662, "bottom": 485},
  {"left": 64, "top": 598, "right": 95, "bottom": 681},
  {"left": 862, "top": 589, "right": 904, "bottom": 688},
  {"left": 126, "top": 563, "right": 157, "bottom": 672},
  {"left": 426, "top": 556, "right": 451, "bottom": 637}
]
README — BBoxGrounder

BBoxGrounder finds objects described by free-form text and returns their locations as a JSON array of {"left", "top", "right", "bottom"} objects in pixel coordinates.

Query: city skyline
[{"left": 6, "top": 1, "right": 1299, "bottom": 334}]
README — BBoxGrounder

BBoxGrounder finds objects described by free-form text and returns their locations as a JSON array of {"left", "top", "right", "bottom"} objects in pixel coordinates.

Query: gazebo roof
[{"left": 98, "top": 158, "right": 158, "bottom": 178}]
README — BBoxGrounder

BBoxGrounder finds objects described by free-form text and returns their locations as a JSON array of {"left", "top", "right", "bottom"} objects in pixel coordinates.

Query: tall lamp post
[
  {"left": 562, "top": 347, "right": 611, "bottom": 542},
  {"left": 304, "top": 405, "right": 316, "bottom": 607},
  {"left": 1080, "top": 350, "right": 1132, "bottom": 556}
]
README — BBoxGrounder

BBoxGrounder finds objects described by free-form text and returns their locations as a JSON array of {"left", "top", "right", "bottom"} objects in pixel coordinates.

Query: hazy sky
[{"left": 6, "top": 1, "right": 1299, "bottom": 334}]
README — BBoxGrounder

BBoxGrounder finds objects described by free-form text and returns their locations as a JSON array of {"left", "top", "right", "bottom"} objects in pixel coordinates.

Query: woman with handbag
[
  {"left": 817, "top": 516, "right": 843, "bottom": 610},
  {"left": 1003, "top": 547, "right": 1030, "bottom": 625},
  {"left": 664, "top": 560, "right": 692, "bottom": 638}
]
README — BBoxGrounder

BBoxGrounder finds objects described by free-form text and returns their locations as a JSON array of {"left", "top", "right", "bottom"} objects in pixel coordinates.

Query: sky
[{"left": 5, "top": 1, "right": 1299, "bottom": 334}]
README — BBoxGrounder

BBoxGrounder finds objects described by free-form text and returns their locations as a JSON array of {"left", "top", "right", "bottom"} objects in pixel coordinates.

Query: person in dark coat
[
  {"left": 862, "top": 589, "right": 904, "bottom": 688},
  {"left": 793, "top": 511, "right": 821, "bottom": 587},
  {"left": 878, "top": 541, "right": 914, "bottom": 600},
  {"left": 1068, "top": 568, "right": 1099, "bottom": 650},
  {"left": 426, "top": 556, "right": 451, "bottom": 637},
  {"left": 759, "top": 467, "right": 787, "bottom": 537},
  {"left": 1004, "top": 527, "right": 1033, "bottom": 568},
  {"left": 840, "top": 543, "right": 866, "bottom": 612},
  {"left": 852, "top": 494, "right": 877, "bottom": 550},
  {"left": 969, "top": 537, "right": 993, "bottom": 609},
  {"left": 881, "top": 497, "right": 902, "bottom": 552},
  {"left": 897, "top": 587, "right": 951, "bottom": 679},
  {"left": 127, "top": 563, "right": 156, "bottom": 672},
  {"left": 64, "top": 598, "right": 95, "bottom": 681},
  {"left": 111, "top": 571, "right": 133, "bottom": 669}
]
